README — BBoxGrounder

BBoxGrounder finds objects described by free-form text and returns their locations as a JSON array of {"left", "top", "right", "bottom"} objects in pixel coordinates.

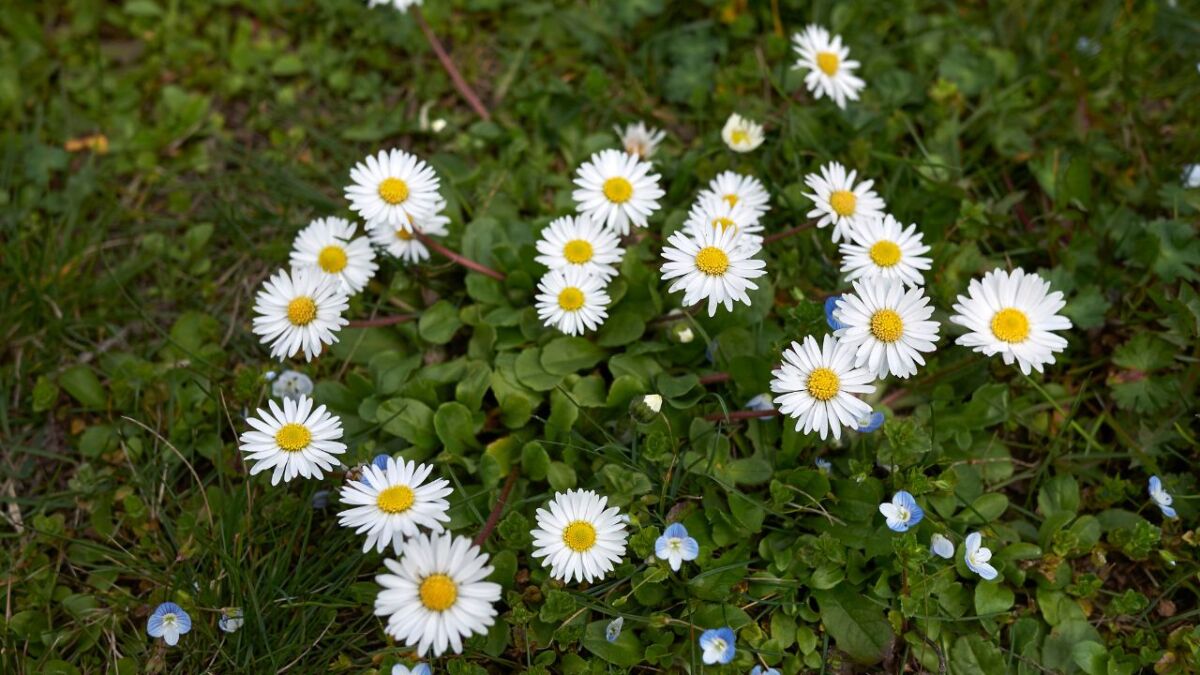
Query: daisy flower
[
  {"left": 290, "top": 217, "right": 378, "bottom": 295},
  {"left": 833, "top": 279, "right": 941, "bottom": 379},
  {"left": 930, "top": 534, "right": 955, "bottom": 559},
  {"left": 530, "top": 489, "right": 628, "bottom": 584},
  {"left": 614, "top": 121, "right": 666, "bottom": 160},
  {"left": 147, "top": 602, "right": 191, "bottom": 646},
  {"left": 367, "top": 201, "right": 451, "bottom": 264},
  {"left": 534, "top": 267, "right": 611, "bottom": 336},
  {"left": 964, "top": 532, "right": 999, "bottom": 580},
  {"left": 655, "top": 523, "right": 700, "bottom": 572},
  {"left": 699, "top": 627, "right": 736, "bottom": 665},
  {"left": 571, "top": 149, "right": 664, "bottom": 235},
  {"left": 949, "top": 268, "right": 1072, "bottom": 375},
  {"left": 238, "top": 394, "right": 346, "bottom": 485},
  {"left": 684, "top": 194, "right": 764, "bottom": 252},
  {"left": 534, "top": 214, "right": 625, "bottom": 280},
  {"left": 251, "top": 267, "right": 350, "bottom": 362},
  {"left": 345, "top": 148, "right": 441, "bottom": 229},
  {"left": 791, "top": 24, "right": 866, "bottom": 109},
  {"left": 338, "top": 457, "right": 453, "bottom": 554},
  {"left": 272, "top": 370, "right": 313, "bottom": 401},
  {"left": 803, "top": 161, "right": 886, "bottom": 243},
  {"left": 375, "top": 532, "right": 502, "bottom": 657},
  {"left": 839, "top": 214, "right": 932, "bottom": 287},
  {"left": 721, "top": 113, "right": 764, "bottom": 153},
  {"left": 661, "top": 224, "right": 767, "bottom": 316},
  {"left": 1149, "top": 476, "right": 1177, "bottom": 519},
  {"left": 696, "top": 171, "right": 771, "bottom": 222},
  {"left": 605, "top": 617, "right": 624, "bottom": 643},
  {"left": 879, "top": 490, "right": 924, "bottom": 532},
  {"left": 770, "top": 335, "right": 877, "bottom": 441}
]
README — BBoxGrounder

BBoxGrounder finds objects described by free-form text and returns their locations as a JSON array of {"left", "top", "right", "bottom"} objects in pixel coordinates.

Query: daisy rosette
[
  {"left": 949, "top": 267, "right": 1072, "bottom": 375},
  {"left": 571, "top": 149, "right": 664, "bottom": 235},
  {"left": 684, "top": 194, "right": 765, "bottom": 252},
  {"left": 534, "top": 267, "right": 611, "bottom": 336},
  {"left": 839, "top": 214, "right": 932, "bottom": 287},
  {"left": 661, "top": 224, "right": 767, "bottom": 316},
  {"left": 337, "top": 457, "right": 453, "bottom": 554},
  {"left": 252, "top": 267, "right": 350, "bottom": 362},
  {"left": 345, "top": 148, "right": 441, "bottom": 229},
  {"left": 374, "top": 532, "right": 502, "bottom": 657},
  {"left": 534, "top": 214, "right": 625, "bottom": 280},
  {"left": 721, "top": 113, "right": 764, "bottom": 153},
  {"left": 834, "top": 279, "right": 941, "bottom": 379},
  {"left": 613, "top": 121, "right": 666, "bottom": 160},
  {"left": 290, "top": 217, "right": 378, "bottom": 295},
  {"left": 238, "top": 394, "right": 347, "bottom": 485},
  {"left": 803, "top": 161, "right": 886, "bottom": 243},
  {"left": 770, "top": 334, "right": 877, "bottom": 441},
  {"left": 696, "top": 170, "right": 771, "bottom": 222},
  {"left": 530, "top": 489, "right": 628, "bottom": 584},
  {"left": 791, "top": 24, "right": 866, "bottom": 109},
  {"left": 367, "top": 201, "right": 451, "bottom": 264}
]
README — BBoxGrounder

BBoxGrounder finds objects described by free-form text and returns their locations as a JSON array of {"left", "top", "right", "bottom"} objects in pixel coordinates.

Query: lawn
[{"left": 3, "top": 0, "right": 1200, "bottom": 673}]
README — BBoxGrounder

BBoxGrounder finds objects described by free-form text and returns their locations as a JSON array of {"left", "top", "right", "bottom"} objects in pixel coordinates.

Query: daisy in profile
[
  {"left": 879, "top": 491, "right": 924, "bottom": 532},
  {"left": 949, "top": 268, "right": 1072, "bottom": 375},
  {"left": 368, "top": 202, "right": 451, "bottom": 264},
  {"left": 696, "top": 171, "right": 771, "bottom": 222},
  {"left": 572, "top": 149, "right": 664, "bottom": 235},
  {"left": 833, "top": 279, "right": 941, "bottom": 379},
  {"left": 964, "top": 532, "right": 999, "bottom": 580},
  {"left": 534, "top": 267, "right": 611, "bottom": 336},
  {"left": 530, "top": 489, "right": 628, "bottom": 584},
  {"left": 1148, "top": 476, "right": 1177, "bottom": 519},
  {"left": 375, "top": 532, "right": 502, "bottom": 657},
  {"left": 840, "top": 214, "right": 932, "bottom": 287},
  {"left": 803, "top": 161, "right": 886, "bottom": 243},
  {"left": 252, "top": 267, "right": 350, "bottom": 362},
  {"left": 614, "top": 121, "right": 666, "bottom": 160},
  {"left": 661, "top": 224, "right": 767, "bottom": 316},
  {"left": 147, "top": 602, "right": 191, "bottom": 646},
  {"left": 345, "top": 148, "right": 441, "bottom": 228},
  {"left": 337, "top": 457, "right": 453, "bottom": 554},
  {"left": 721, "top": 113, "right": 764, "bottom": 153},
  {"left": 770, "top": 335, "right": 876, "bottom": 441},
  {"left": 534, "top": 215, "right": 625, "bottom": 280},
  {"left": 791, "top": 25, "right": 866, "bottom": 109},
  {"left": 699, "top": 627, "right": 736, "bottom": 665},
  {"left": 290, "top": 217, "right": 378, "bottom": 295},
  {"left": 684, "top": 195, "right": 764, "bottom": 252},
  {"left": 655, "top": 523, "right": 700, "bottom": 572},
  {"left": 238, "top": 394, "right": 346, "bottom": 485}
]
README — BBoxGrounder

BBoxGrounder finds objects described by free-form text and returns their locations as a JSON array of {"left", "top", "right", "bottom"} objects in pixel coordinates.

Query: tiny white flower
[
  {"left": 964, "top": 532, "right": 999, "bottom": 580},
  {"left": 721, "top": 113, "right": 765, "bottom": 153},
  {"left": 930, "top": 534, "right": 954, "bottom": 559},
  {"left": 572, "top": 149, "right": 665, "bottom": 235},
  {"left": 676, "top": 325, "right": 695, "bottom": 343},
  {"left": 791, "top": 24, "right": 866, "bottom": 109},
  {"left": 614, "top": 121, "right": 666, "bottom": 159},
  {"left": 804, "top": 161, "right": 887, "bottom": 243},
  {"left": 949, "top": 268, "right": 1072, "bottom": 375},
  {"left": 534, "top": 267, "right": 611, "bottom": 336},
  {"left": 643, "top": 394, "right": 663, "bottom": 414}
]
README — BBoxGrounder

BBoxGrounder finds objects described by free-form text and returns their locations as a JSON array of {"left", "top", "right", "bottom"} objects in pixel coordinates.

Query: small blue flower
[
  {"left": 825, "top": 296, "right": 846, "bottom": 331},
  {"left": 147, "top": 602, "right": 191, "bottom": 646},
  {"left": 964, "top": 532, "right": 998, "bottom": 580},
  {"left": 655, "top": 523, "right": 700, "bottom": 572},
  {"left": 272, "top": 370, "right": 314, "bottom": 401},
  {"left": 705, "top": 339, "right": 719, "bottom": 364},
  {"left": 218, "top": 607, "right": 243, "bottom": 633},
  {"left": 1148, "top": 476, "right": 1178, "bottom": 519},
  {"left": 392, "top": 664, "right": 431, "bottom": 675},
  {"left": 879, "top": 490, "right": 924, "bottom": 532},
  {"left": 699, "top": 627, "right": 736, "bottom": 665},
  {"left": 311, "top": 490, "right": 330, "bottom": 509},
  {"left": 744, "top": 394, "right": 776, "bottom": 418},
  {"left": 929, "top": 534, "right": 954, "bottom": 559},
  {"left": 362, "top": 454, "right": 391, "bottom": 487},
  {"left": 605, "top": 616, "right": 624, "bottom": 643},
  {"left": 814, "top": 458, "right": 832, "bottom": 475},
  {"left": 856, "top": 411, "right": 885, "bottom": 433},
  {"left": 750, "top": 667, "right": 781, "bottom": 675}
]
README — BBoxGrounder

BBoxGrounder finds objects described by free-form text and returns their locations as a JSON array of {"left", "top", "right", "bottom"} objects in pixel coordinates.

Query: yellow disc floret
[
  {"left": 695, "top": 246, "right": 730, "bottom": 276},
  {"left": 376, "top": 485, "right": 416, "bottom": 514},
  {"left": 991, "top": 308, "right": 1030, "bottom": 343},
  {"left": 418, "top": 574, "right": 458, "bottom": 612},
  {"left": 602, "top": 177, "right": 633, "bottom": 204},
  {"left": 378, "top": 177, "right": 409, "bottom": 205},
  {"left": 275, "top": 423, "right": 312, "bottom": 452},
  {"left": 817, "top": 52, "right": 840, "bottom": 76},
  {"left": 563, "top": 239, "right": 594, "bottom": 264},
  {"left": 287, "top": 296, "right": 317, "bottom": 326},
  {"left": 557, "top": 287, "right": 585, "bottom": 311},
  {"left": 829, "top": 190, "right": 857, "bottom": 217},
  {"left": 562, "top": 521, "right": 597, "bottom": 552},
  {"left": 870, "top": 309, "right": 904, "bottom": 343},
  {"left": 317, "top": 245, "right": 348, "bottom": 273},
  {"left": 806, "top": 367, "right": 840, "bottom": 401},
  {"left": 868, "top": 241, "right": 901, "bottom": 267}
]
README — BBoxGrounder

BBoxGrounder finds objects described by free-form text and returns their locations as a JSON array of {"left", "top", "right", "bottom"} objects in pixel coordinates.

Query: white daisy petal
[
  {"left": 949, "top": 268, "right": 1072, "bottom": 375},
  {"left": 530, "top": 489, "right": 628, "bottom": 584},
  {"left": 770, "top": 335, "right": 876, "bottom": 440},
  {"left": 237, "top": 394, "right": 346, "bottom": 483}
]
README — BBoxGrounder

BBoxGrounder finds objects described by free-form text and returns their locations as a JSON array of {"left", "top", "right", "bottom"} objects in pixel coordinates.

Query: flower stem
[
  {"left": 704, "top": 409, "right": 780, "bottom": 422},
  {"left": 347, "top": 314, "right": 418, "bottom": 328},
  {"left": 473, "top": 468, "right": 519, "bottom": 547},
  {"left": 699, "top": 372, "right": 731, "bottom": 385},
  {"left": 414, "top": 230, "right": 507, "bottom": 281},
  {"left": 411, "top": 7, "right": 492, "bottom": 122}
]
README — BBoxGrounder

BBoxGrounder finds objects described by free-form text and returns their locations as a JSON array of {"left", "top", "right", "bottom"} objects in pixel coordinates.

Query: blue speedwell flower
[
  {"left": 744, "top": 394, "right": 776, "bottom": 419},
  {"left": 272, "top": 370, "right": 313, "bottom": 401},
  {"left": 362, "top": 453, "right": 391, "bottom": 487},
  {"left": 655, "top": 523, "right": 700, "bottom": 572},
  {"left": 392, "top": 664, "right": 431, "bottom": 675},
  {"left": 879, "top": 491, "right": 923, "bottom": 532},
  {"left": 218, "top": 607, "right": 243, "bottom": 633},
  {"left": 699, "top": 627, "right": 736, "bottom": 665},
  {"left": 147, "top": 602, "right": 191, "bottom": 646},
  {"left": 964, "top": 532, "right": 998, "bottom": 580},
  {"left": 814, "top": 458, "right": 832, "bottom": 475},
  {"left": 824, "top": 295, "right": 846, "bottom": 331},
  {"left": 1148, "top": 476, "right": 1178, "bottom": 519},
  {"left": 751, "top": 667, "right": 781, "bottom": 675},
  {"left": 856, "top": 411, "right": 885, "bottom": 433},
  {"left": 929, "top": 533, "right": 954, "bottom": 559},
  {"left": 605, "top": 616, "right": 624, "bottom": 643}
]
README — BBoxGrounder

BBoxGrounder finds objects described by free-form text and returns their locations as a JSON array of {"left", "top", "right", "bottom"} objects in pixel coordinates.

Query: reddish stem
[
  {"left": 699, "top": 372, "right": 731, "bottom": 385},
  {"left": 411, "top": 7, "right": 492, "bottom": 122},
  {"left": 348, "top": 314, "right": 418, "bottom": 328},
  {"left": 414, "top": 230, "right": 506, "bottom": 281},
  {"left": 705, "top": 409, "right": 781, "bottom": 422},
  {"left": 473, "top": 468, "right": 519, "bottom": 547},
  {"left": 763, "top": 221, "right": 816, "bottom": 245}
]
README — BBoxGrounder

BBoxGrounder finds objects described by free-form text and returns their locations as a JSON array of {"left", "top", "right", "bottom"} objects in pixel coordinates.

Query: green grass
[{"left": 3, "top": 0, "right": 1200, "bottom": 673}]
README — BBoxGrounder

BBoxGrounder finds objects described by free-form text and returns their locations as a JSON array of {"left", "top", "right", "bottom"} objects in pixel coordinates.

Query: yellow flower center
[
  {"left": 562, "top": 521, "right": 597, "bottom": 552},
  {"left": 286, "top": 296, "right": 317, "bottom": 326},
  {"left": 713, "top": 217, "right": 736, "bottom": 232},
  {"left": 817, "top": 51, "right": 840, "bottom": 76},
  {"left": 418, "top": 574, "right": 458, "bottom": 612},
  {"left": 563, "top": 239, "right": 594, "bottom": 264},
  {"left": 829, "top": 190, "right": 857, "bottom": 217},
  {"left": 275, "top": 423, "right": 311, "bottom": 452},
  {"left": 722, "top": 193, "right": 739, "bottom": 207},
  {"left": 731, "top": 130, "right": 750, "bottom": 145},
  {"left": 378, "top": 177, "right": 409, "bottom": 205},
  {"left": 557, "top": 287, "right": 585, "bottom": 311},
  {"left": 396, "top": 228, "right": 414, "bottom": 241},
  {"left": 317, "top": 245, "right": 348, "bottom": 273},
  {"left": 870, "top": 309, "right": 904, "bottom": 343},
  {"left": 376, "top": 485, "right": 415, "bottom": 514},
  {"left": 869, "top": 240, "right": 901, "bottom": 267},
  {"left": 695, "top": 246, "right": 730, "bottom": 276},
  {"left": 991, "top": 308, "right": 1030, "bottom": 343},
  {"left": 602, "top": 177, "right": 633, "bottom": 204},
  {"left": 806, "top": 367, "right": 840, "bottom": 401}
]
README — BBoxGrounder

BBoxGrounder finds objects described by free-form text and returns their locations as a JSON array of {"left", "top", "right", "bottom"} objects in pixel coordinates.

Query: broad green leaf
[{"left": 813, "top": 586, "right": 893, "bottom": 664}]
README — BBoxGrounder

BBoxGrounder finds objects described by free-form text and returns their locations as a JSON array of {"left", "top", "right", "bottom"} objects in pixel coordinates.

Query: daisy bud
[{"left": 631, "top": 394, "right": 663, "bottom": 422}]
